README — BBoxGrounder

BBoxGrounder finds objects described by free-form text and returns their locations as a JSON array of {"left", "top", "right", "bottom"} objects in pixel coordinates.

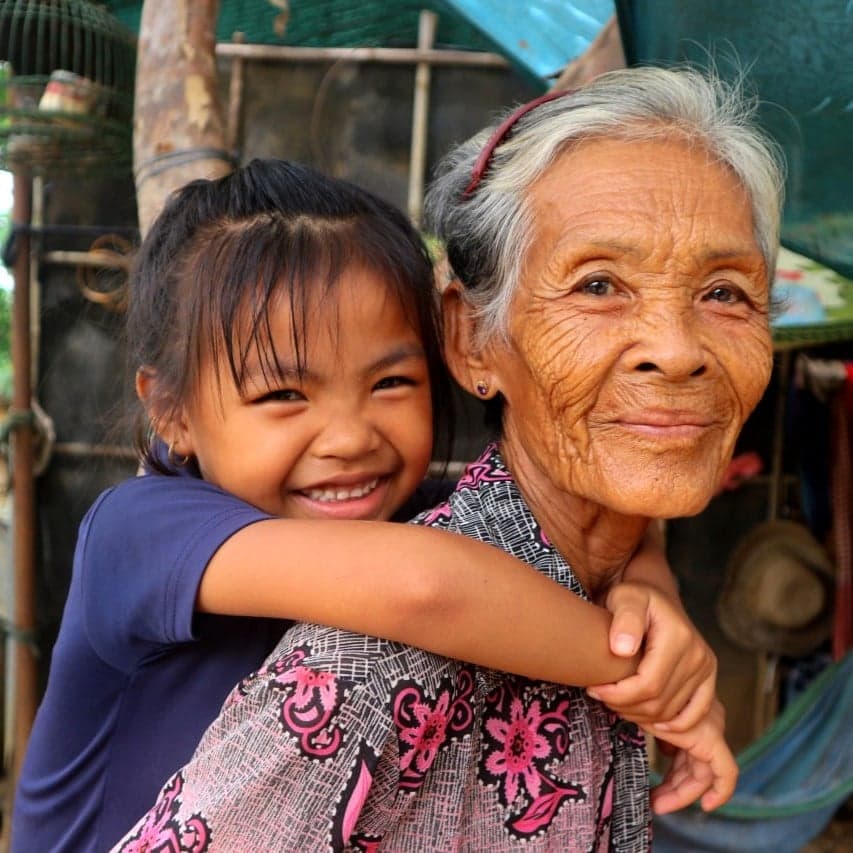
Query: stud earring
[
  {"left": 167, "top": 443, "right": 191, "bottom": 467},
  {"left": 475, "top": 380, "right": 489, "bottom": 397}
]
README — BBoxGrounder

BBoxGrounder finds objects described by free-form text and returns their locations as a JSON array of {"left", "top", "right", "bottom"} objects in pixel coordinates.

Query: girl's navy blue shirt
[{"left": 12, "top": 447, "right": 453, "bottom": 852}]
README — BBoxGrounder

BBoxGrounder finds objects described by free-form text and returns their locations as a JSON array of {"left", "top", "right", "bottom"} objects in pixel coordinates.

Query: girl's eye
[
  {"left": 373, "top": 375, "right": 416, "bottom": 392},
  {"left": 255, "top": 388, "right": 305, "bottom": 403}
]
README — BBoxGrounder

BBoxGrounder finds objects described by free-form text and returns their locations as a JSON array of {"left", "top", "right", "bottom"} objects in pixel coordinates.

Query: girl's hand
[
  {"left": 648, "top": 698, "right": 738, "bottom": 814},
  {"left": 587, "top": 581, "right": 717, "bottom": 730}
]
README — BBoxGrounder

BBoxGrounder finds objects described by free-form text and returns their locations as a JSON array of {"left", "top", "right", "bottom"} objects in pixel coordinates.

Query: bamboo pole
[
  {"left": 407, "top": 10, "right": 437, "bottom": 227},
  {"left": 215, "top": 42, "right": 509, "bottom": 68},
  {"left": 10, "top": 172, "right": 37, "bottom": 786}
]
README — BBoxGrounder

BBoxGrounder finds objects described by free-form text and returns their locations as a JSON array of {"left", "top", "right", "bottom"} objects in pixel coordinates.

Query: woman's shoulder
[{"left": 393, "top": 478, "right": 457, "bottom": 521}]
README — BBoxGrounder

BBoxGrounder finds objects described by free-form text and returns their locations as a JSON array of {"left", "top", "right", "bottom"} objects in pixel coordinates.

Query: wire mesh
[{"left": 0, "top": 0, "right": 136, "bottom": 175}]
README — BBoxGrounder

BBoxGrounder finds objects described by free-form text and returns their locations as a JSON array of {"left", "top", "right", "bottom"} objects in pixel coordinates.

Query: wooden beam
[
  {"left": 134, "top": 0, "right": 233, "bottom": 236},
  {"left": 215, "top": 42, "right": 510, "bottom": 69}
]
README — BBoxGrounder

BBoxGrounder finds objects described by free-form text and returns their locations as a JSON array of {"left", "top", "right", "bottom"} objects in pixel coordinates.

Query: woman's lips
[{"left": 615, "top": 410, "right": 717, "bottom": 439}]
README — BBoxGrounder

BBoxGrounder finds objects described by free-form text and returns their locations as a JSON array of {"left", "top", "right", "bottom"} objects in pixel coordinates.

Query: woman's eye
[
  {"left": 578, "top": 277, "right": 614, "bottom": 297},
  {"left": 704, "top": 284, "right": 744, "bottom": 304},
  {"left": 374, "top": 375, "right": 415, "bottom": 391}
]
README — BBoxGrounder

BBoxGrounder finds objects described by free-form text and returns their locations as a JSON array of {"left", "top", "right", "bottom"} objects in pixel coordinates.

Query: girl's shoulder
[
  {"left": 96, "top": 470, "right": 250, "bottom": 513},
  {"left": 82, "top": 472, "right": 273, "bottom": 556}
]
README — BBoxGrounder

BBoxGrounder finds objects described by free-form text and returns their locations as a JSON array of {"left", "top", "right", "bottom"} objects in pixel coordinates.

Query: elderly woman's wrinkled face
[{"left": 490, "top": 136, "right": 773, "bottom": 519}]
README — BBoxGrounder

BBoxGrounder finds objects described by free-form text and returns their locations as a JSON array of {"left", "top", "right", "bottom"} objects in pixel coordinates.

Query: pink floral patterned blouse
[{"left": 115, "top": 445, "right": 651, "bottom": 852}]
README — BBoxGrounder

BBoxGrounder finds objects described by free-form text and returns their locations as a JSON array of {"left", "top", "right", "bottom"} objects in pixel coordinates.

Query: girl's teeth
[{"left": 305, "top": 479, "right": 379, "bottom": 503}]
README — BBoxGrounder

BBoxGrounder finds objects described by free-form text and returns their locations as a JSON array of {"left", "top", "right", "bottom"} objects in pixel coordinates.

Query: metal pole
[
  {"left": 408, "top": 10, "right": 437, "bottom": 227},
  {"left": 767, "top": 350, "right": 792, "bottom": 522},
  {"left": 10, "top": 171, "right": 37, "bottom": 785}
]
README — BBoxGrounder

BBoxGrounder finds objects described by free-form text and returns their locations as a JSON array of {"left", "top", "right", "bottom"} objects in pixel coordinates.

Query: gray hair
[{"left": 424, "top": 66, "right": 786, "bottom": 345}]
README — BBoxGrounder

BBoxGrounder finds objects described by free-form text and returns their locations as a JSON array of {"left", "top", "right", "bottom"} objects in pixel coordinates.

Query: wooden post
[
  {"left": 10, "top": 172, "right": 37, "bottom": 786},
  {"left": 134, "top": 0, "right": 233, "bottom": 236},
  {"left": 226, "top": 31, "right": 246, "bottom": 157},
  {"left": 407, "top": 10, "right": 437, "bottom": 227}
]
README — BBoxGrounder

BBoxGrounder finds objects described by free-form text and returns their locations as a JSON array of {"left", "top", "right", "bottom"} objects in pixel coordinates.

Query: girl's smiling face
[{"left": 171, "top": 266, "right": 434, "bottom": 521}]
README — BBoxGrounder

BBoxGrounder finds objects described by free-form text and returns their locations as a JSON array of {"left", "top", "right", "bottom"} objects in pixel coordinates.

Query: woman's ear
[
  {"left": 441, "top": 282, "right": 497, "bottom": 399},
  {"left": 135, "top": 368, "right": 193, "bottom": 457}
]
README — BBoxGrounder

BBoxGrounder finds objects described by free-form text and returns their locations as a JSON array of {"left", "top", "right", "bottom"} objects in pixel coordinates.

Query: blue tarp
[{"left": 444, "top": 0, "right": 615, "bottom": 81}]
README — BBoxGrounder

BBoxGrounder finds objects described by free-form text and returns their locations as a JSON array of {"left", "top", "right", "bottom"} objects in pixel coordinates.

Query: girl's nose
[
  {"left": 626, "top": 307, "right": 708, "bottom": 380},
  {"left": 313, "top": 411, "right": 382, "bottom": 460}
]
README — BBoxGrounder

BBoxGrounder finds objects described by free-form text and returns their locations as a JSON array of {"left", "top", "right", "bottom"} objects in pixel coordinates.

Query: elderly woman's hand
[
  {"left": 587, "top": 581, "right": 717, "bottom": 730},
  {"left": 648, "top": 697, "right": 738, "bottom": 814}
]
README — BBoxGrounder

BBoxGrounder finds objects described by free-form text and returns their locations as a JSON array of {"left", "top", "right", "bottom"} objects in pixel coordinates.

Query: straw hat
[{"left": 716, "top": 520, "right": 835, "bottom": 657}]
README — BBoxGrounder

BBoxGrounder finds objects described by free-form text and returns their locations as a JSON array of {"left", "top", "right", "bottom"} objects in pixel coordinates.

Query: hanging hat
[{"left": 716, "top": 520, "right": 835, "bottom": 657}]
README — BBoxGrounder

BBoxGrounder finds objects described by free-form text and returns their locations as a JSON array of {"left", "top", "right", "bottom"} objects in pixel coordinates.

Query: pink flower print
[
  {"left": 275, "top": 665, "right": 339, "bottom": 713},
  {"left": 456, "top": 445, "right": 512, "bottom": 490},
  {"left": 228, "top": 647, "right": 308, "bottom": 707},
  {"left": 116, "top": 772, "right": 211, "bottom": 852},
  {"left": 270, "top": 664, "right": 349, "bottom": 759},
  {"left": 484, "top": 696, "right": 551, "bottom": 805},
  {"left": 399, "top": 690, "right": 452, "bottom": 775},
  {"left": 420, "top": 501, "right": 451, "bottom": 526},
  {"left": 392, "top": 671, "right": 475, "bottom": 792}
]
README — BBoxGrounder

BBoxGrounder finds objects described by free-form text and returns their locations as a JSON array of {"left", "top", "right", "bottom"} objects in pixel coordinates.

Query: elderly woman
[{"left": 116, "top": 66, "right": 782, "bottom": 851}]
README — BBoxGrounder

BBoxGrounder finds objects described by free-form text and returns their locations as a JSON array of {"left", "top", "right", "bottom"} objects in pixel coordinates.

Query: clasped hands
[{"left": 589, "top": 581, "right": 737, "bottom": 815}]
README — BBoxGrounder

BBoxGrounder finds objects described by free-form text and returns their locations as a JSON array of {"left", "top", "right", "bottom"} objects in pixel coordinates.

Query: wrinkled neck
[{"left": 500, "top": 440, "right": 649, "bottom": 598}]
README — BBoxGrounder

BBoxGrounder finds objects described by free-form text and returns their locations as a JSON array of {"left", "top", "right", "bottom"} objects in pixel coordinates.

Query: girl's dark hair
[{"left": 129, "top": 158, "right": 452, "bottom": 474}]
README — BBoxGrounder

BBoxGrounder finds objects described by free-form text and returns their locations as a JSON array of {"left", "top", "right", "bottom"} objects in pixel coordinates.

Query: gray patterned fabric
[{"left": 115, "top": 444, "right": 650, "bottom": 852}]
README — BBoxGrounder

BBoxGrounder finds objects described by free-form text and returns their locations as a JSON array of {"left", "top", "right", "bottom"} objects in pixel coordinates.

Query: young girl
[{"left": 13, "top": 159, "right": 719, "bottom": 852}]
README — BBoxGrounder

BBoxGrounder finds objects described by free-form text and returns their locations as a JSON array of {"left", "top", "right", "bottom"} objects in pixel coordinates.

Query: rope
[
  {"left": 0, "top": 400, "right": 56, "bottom": 475},
  {"left": 134, "top": 147, "right": 237, "bottom": 186},
  {"left": 0, "top": 618, "right": 39, "bottom": 657}
]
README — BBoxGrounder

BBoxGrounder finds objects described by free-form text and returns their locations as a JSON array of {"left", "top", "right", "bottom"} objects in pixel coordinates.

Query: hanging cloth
[
  {"left": 651, "top": 652, "right": 853, "bottom": 852},
  {"left": 831, "top": 366, "right": 853, "bottom": 658}
]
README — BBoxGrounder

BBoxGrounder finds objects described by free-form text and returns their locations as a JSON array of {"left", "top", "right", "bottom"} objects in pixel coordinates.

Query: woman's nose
[
  {"left": 627, "top": 308, "right": 708, "bottom": 379},
  {"left": 313, "top": 410, "right": 382, "bottom": 460}
]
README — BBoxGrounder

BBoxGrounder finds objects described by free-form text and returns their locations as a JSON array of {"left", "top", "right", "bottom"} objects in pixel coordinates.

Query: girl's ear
[
  {"left": 441, "top": 282, "right": 498, "bottom": 399},
  {"left": 135, "top": 367, "right": 193, "bottom": 457}
]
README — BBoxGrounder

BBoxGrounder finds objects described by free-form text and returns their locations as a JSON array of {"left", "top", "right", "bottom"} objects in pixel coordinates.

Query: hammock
[{"left": 652, "top": 652, "right": 853, "bottom": 852}]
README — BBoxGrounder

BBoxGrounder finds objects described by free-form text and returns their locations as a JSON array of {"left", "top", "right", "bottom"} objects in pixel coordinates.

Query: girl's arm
[
  {"left": 197, "top": 518, "right": 639, "bottom": 686},
  {"left": 591, "top": 522, "right": 718, "bottom": 731}
]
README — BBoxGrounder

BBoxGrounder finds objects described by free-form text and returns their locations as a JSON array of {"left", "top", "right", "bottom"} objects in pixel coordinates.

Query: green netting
[
  {"left": 106, "top": 0, "right": 498, "bottom": 52},
  {"left": 616, "top": 0, "right": 853, "bottom": 285}
]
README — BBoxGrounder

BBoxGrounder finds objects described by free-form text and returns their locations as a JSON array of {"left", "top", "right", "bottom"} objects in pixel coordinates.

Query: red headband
[{"left": 461, "top": 88, "right": 576, "bottom": 199}]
